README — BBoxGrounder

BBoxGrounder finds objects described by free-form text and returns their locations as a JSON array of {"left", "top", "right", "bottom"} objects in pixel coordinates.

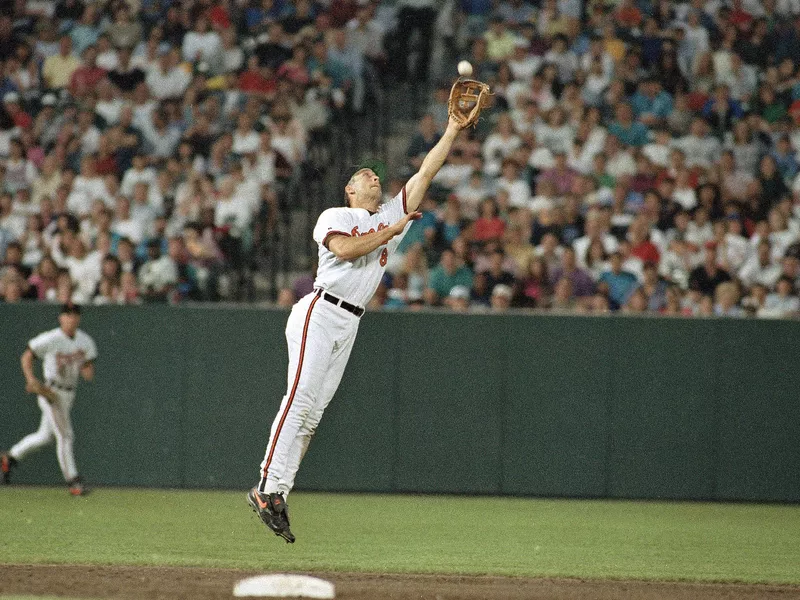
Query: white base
[{"left": 233, "top": 574, "right": 335, "bottom": 598}]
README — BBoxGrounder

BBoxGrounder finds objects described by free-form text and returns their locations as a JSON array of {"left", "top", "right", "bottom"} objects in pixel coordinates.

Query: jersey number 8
[{"left": 379, "top": 248, "right": 388, "bottom": 267}]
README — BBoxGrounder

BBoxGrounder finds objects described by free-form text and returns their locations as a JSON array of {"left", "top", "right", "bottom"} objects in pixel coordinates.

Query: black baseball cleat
[
  {"left": 1, "top": 453, "right": 15, "bottom": 484},
  {"left": 68, "top": 476, "right": 89, "bottom": 496},
  {"left": 247, "top": 488, "right": 295, "bottom": 543}
]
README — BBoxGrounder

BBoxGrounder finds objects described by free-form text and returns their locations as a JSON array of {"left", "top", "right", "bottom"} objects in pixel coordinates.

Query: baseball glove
[
  {"left": 448, "top": 78, "right": 492, "bottom": 128},
  {"left": 26, "top": 380, "right": 58, "bottom": 404}
]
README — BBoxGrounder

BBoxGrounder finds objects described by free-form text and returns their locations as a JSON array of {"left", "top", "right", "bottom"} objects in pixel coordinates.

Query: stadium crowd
[
  {"left": 1, "top": 0, "right": 799, "bottom": 319},
  {"left": 374, "top": 0, "right": 800, "bottom": 318}
]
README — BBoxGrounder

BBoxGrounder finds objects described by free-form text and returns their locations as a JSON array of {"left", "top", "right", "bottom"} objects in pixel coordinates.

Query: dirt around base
[{"left": 2, "top": 565, "right": 800, "bottom": 600}]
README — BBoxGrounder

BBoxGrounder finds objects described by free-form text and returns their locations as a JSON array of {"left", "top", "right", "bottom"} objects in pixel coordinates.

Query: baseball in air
[{"left": 457, "top": 61, "right": 473, "bottom": 77}]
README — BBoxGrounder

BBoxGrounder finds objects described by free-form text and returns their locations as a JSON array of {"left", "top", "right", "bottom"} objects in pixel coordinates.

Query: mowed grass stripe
[{"left": 1, "top": 488, "right": 798, "bottom": 584}]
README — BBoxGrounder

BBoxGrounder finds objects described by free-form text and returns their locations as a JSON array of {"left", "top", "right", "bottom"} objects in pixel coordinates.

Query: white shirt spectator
[
  {"left": 506, "top": 80, "right": 533, "bottom": 111},
  {"left": 760, "top": 293, "right": 800, "bottom": 317},
  {"left": 146, "top": 64, "right": 191, "bottom": 100},
  {"left": 232, "top": 130, "right": 261, "bottom": 155},
  {"left": 534, "top": 123, "right": 574, "bottom": 155},
  {"left": 121, "top": 166, "right": 157, "bottom": 198},
  {"left": 215, "top": 195, "right": 252, "bottom": 232},
  {"left": 672, "top": 186, "right": 698, "bottom": 211},
  {"left": 582, "top": 72, "right": 610, "bottom": 106},
  {"left": 482, "top": 133, "right": 522, "bottom": 176},
  {"left": 3, "top": 158, "right": 38, "bottom": 193},
  {"left": 777, "top": 0, "right": 800, "bottom": 15},
  {"left": 673, "top": 134, "right": 721, "bottom": 168},
  {"left": 131, "top": 201, "right": 158, "bottom": 237},
  {"left": 113, "top": 218, "right": 144, "bottom": 244},
  {"left": 0, "top": 209, "right": 25, "bottom": 240},
  {"left": 573, "top": 234, "right": 619, "bottom": 267},
  {"left": 96, "top": 50, "right": 119, "bottom": 71},
  {"left": 235, "top": 176, "right": 262, "bottom": 216},
  {"left": 141, "top": 123, "right": 181, "bottom": 158},
  {"left": 95, "top": 98, "right": 125, "bottom": 125},
  {"left": 719, "top": 65, "right": 758, "bottom": 101},
  {"left": 496, "top": 177, "right": 532, "bottom": 209},
  {"left": 528, "top": 146, "right": 556, "bottom": 171},
  {"left": 738, "top": 255, "right": 782, "bottom": 288},
  {"left": 606, "top": 150, "right": 637, "bottom": 179},
  {"left": 271, "top": 131, "right": 306, "bottom": 166},
  {"left": 66, "top": 253, "right": 101, "bottom": 304},
  {"left": 80, "top": 126, "right": 101, "bottom": 155},
  {"left": 508, "top": 54, "right": 542, "bottom": 82},
  {"left": 580, "top": 52, "right": 615, "bottom": 79},
  {"left": 718, "top": 233, "right": 750, "bottom": 271},
  {"left": 182, "top": 31, "right": 223, "bottom": 72},
  {"left": 73, "top": 175, "right": 107, "bottom": 203},
  {"left": 251, "top": 150, "right": 277, "bottom": 186},
  {"left": 642, "top": 142, "right": 672, "bottom": 167},
  {"left": 433, "top": 163, "right": 474, "bottom": 190},
  {"left": 659, "top": 248, "right": 699, "bottom": 289},
  {"left": 138, "top": 255, "right": 178, "bottom": 292},
  {"left": 66, "top": 190, "right": 93, "bottom": 217},
  {"left": 686, "top": 221, "right": 714, "bottom": 248},
  {"left": 544, "top": 49, "right": 579, "bottom": 83}
]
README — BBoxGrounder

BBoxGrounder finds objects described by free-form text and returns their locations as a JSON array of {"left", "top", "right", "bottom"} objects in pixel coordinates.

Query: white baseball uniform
[
  {"left": 258, "top": 188, "right": 410, "bottom": 496},
  {"left": 10, "top": 327, "right": 98, "bottom": 482}
]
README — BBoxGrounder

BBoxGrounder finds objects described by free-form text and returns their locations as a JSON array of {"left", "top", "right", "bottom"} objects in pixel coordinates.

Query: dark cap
[{"left": 60, "top": 303, "right": 81, "bottom": 315}]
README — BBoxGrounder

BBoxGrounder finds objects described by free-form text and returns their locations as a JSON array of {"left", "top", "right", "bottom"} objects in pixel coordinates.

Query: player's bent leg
[
  {"left": 45, "top": 396, "right": 79, "bottom": 483},
  {"left": 258, "top": 296, "right": 335, "bottom": 496},
  {"left": 8, "top": 403, "right": 56, "bottom": 463},
  {"left": 279, "top": 328, "right": 358, "bottom": 494}
]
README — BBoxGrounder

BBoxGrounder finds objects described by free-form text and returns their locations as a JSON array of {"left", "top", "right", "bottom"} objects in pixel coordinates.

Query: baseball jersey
[
  {"left": 28, "top": 327, "right": 98, "bottom": 388},
  {"left": 312, "top": 187, "right": 410, "bottom": 307}
]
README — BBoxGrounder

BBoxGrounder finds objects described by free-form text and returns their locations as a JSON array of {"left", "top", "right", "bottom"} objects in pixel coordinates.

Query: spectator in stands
[
  {"left": 139, "top": 239, "right": 177, "bottom": 303},
  {"left": 550, "top": 246, "right": 594, "bottom": 298},
  {"left": 0, "top": 0, "right": 797, "bottom": 317},
  {"left": 599, "top": 251, "right": 639, "bottom": 310},
  {"left": 42, "top": 35, "right": 81, "bottom": 90},
  {"left": 426, "top": 248, "right": 474, "bottom": 306}
]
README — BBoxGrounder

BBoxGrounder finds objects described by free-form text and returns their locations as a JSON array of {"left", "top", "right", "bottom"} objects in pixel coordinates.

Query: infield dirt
[{"left": 3, "top": 565, "right": 800, "bottom": 600}]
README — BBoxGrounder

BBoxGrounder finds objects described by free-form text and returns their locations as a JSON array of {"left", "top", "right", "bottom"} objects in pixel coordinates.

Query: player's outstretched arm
[
  {"left": 404, "top": 117, "right": 465, "bottom": 213},
  {"left": 328, "top": 211, "right": 422, "bottom": 261}
]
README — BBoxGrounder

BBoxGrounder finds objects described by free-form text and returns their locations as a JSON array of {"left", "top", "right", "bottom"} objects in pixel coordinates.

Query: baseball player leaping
[
  {"left": 1, "top": 303, "right": 97, "bottom": 496},
  {"left": 247, "top": 111, "right": 475, "bottom": 543}
]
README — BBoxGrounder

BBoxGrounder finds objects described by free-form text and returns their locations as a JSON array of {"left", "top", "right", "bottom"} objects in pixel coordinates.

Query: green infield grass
[{"left": 1, "top": 487, "right": 798, "bottom": 584}]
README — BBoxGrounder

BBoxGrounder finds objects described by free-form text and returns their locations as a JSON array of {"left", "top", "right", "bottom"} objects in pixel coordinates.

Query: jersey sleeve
[
  {"left": 313, "top": 208, "right": 353, "bottom": 249},
  {"left": 28, "top": 330, "right": 56, "bottom": 359},
  {"left": 378, "top": 186, "right": 408, "bottom": 223}
]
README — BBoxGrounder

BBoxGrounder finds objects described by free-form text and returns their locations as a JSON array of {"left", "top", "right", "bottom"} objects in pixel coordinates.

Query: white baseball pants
[
  {"left": 258, "top": 291, "right": 360, "bottom": 496},
  {"left": 10, "top": 390, "right": 79, "bottom": 482}
]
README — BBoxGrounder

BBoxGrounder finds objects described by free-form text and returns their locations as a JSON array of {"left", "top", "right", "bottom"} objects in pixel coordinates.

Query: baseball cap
[
  {"left": 492, "top": 284, "right": 513, "bottom": 299},
  {"left": 449, "top": 285, "right": 471, "bottom": 300},
  {"left": 60, "top": 302, "right": 81, "bottom": 315}
]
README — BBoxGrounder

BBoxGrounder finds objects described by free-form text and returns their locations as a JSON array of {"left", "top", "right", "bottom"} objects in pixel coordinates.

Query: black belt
[
  {"left": 315, "top": 289, "right": 365, "bottom": 317},
  {"left": 47, "top": 381, "right": 75, "bottom": 392}
]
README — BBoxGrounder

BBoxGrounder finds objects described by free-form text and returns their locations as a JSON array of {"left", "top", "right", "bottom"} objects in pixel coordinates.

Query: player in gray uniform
[{"left": 1, "top": 303, "right": 98, "bottom": 496}]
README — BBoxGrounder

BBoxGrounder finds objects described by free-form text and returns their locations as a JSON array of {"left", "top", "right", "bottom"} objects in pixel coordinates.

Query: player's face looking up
[
  {"left": 344, "top": 169, "right": 382, "bottom": 212},
  {"left": 58, "top": 313, "right": 80, "bottom": 338}
]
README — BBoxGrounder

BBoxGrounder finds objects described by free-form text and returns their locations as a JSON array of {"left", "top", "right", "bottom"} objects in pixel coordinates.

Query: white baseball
[{"left": 457, "top": 61, "right": 473, "bottom": 77}]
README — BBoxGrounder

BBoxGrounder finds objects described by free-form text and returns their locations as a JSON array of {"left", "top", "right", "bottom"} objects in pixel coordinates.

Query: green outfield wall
[{"left": 1, "top": 304, "right": 798, "bottom": 502}]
